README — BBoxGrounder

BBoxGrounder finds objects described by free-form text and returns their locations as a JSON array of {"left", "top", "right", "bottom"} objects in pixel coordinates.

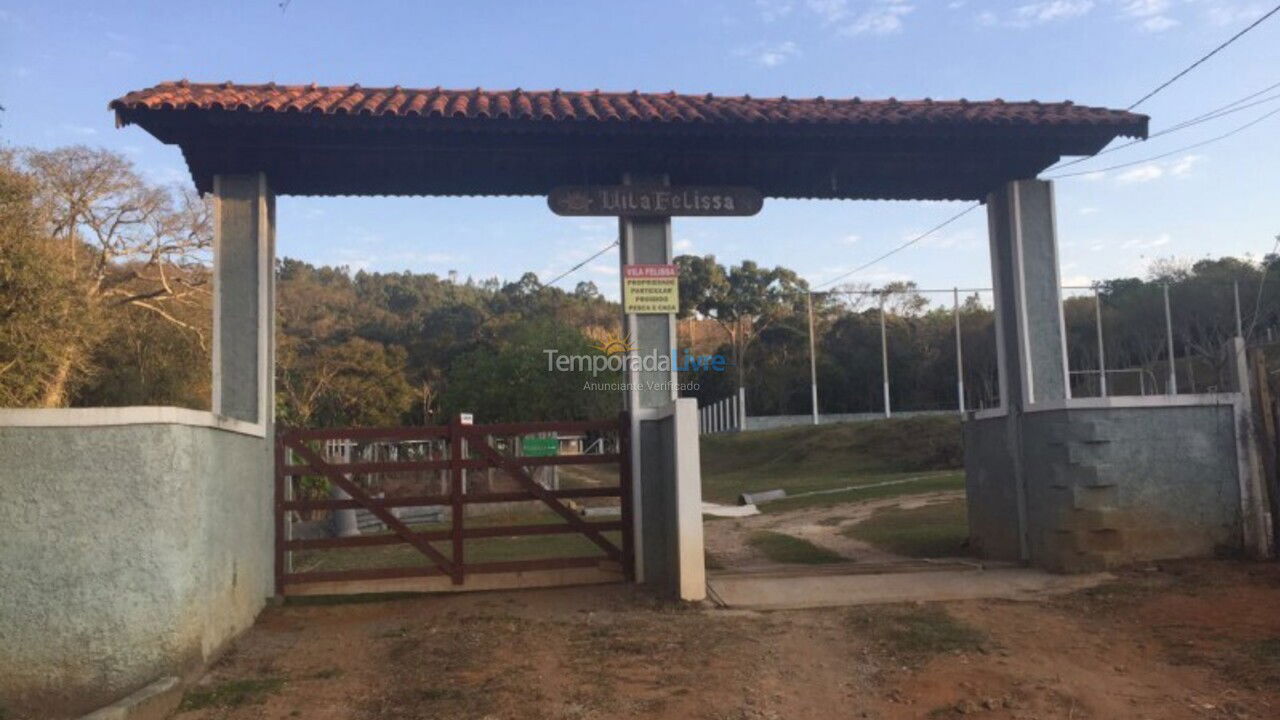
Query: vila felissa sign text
[
  {"left": 623, "top": 264, "right": 679, "bottom": 314},
  {"left": 548, "top": 186, "right": 763, "bottom": 217}
]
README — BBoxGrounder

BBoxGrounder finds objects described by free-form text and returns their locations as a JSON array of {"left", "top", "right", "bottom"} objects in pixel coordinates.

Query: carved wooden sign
[{"left": 548, "top": 185, "right": 763, "bottom": 217}]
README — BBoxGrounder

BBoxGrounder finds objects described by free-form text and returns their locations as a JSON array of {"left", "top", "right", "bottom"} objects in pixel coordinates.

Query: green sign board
[{"left": 521, "top": 436, "right": 559, "bottom": 457}]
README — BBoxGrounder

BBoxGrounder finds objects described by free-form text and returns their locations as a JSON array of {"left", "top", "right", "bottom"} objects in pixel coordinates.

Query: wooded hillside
[{"left": 3, "top": 146, "right": 1276, "bottom": 425}]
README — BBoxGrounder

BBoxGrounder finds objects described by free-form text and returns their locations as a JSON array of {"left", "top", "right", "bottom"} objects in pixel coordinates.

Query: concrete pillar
[
  {"left": 966, "top": 179, "right": 1067, "bottom": 566},
  {"left": 619, "top": 176, "right": 677, "bottom": 412},
  {"left": 986, "top": 179, "right": 1069, "bottom": 409},
  {"left": 213, "top": 174, "right": 275, "bottom": 425},
  {"left": 618, "top": 174, "right": 677, "bottom": 586}
]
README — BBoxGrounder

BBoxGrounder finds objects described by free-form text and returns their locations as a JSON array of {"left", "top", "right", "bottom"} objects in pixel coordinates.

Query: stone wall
[
  {"left": 963, "top": 400, "right": 1244, "bottom": 572},
  {"left": 0, "top": 413, "right": 273, "bottom": 717}
]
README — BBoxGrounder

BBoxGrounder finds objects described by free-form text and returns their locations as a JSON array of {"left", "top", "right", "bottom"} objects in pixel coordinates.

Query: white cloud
[
  {"left": 1116, "top": 163, "right": 1164, "bottom": 183},
  {"left": 842, "top": 234, "right": 861, "bottom": 245},
  {"left": 756, "top": 0, "right": 796, "bottom": 22},
  {"left": 1012, "top": 0, "right": 1095, "bottom": 25},
  {"left": 754, "top": 40, "right": 800, "bottom": 66},
  {"left": 1110, "top": 154, "right": 1202, "bottom": 183},
  {"left": 59, "top": 123, "right": 98, "bottom": 137},
  {"left": 843, "top": 0, "right": 914, "bottom": 35},
  {"left": 806, "top": 0, "right": 849, "bottom": 23},
  {"left": 1119, "top": 0, "right": 1179, "bottom": 31},
  {"left": 1203, "top": 1, "right": 1271, "bottom": 26},
  {"left": 1169, "top": 154, "right": 1203, "bottom": 177},
  {"left": 1121, "top": 233, "right": 1172, "bottom": 250},
  {"left": 1078, "top": 206, "right": 1099, "bottom": 215},
  {"left": 674, "top": 238, "right": 694, "bottom": 251}
]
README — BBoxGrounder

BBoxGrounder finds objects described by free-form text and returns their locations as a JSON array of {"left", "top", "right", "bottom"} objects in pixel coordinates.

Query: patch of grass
[
  {"left": 842, "top": 499, "right": 969, "bottom": 558},
  {"left": 762, "top": 472, "right": 965, "bottom": 514},
  {"left": 178, "top": 677, "right": 285, "bottom": 712},
  {"left": 747, "top": 531, "right": 847, "bottom": 564},
  {"left": 849, "top": 605, "right": 986, "bottom": 662},
  {"left": 1250, "top": 637, "right": 1280, "bottom": 665},
  {"left": 700, "top": 416, "right": 962, "bottom": 505},
  {"left": 704, "top": 550, "right": 725, "bottom": 570}
]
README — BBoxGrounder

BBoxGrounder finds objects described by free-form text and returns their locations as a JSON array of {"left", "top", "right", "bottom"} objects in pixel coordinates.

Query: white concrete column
[
  {"left": 212, "top": 174, "right": 275, "bottom": 425},
  {"left": 619, "top": 174, "right": 676, "bottom": 586},
  {"left": 986, "top": 179, "right": 1069, "bottom": 410}
]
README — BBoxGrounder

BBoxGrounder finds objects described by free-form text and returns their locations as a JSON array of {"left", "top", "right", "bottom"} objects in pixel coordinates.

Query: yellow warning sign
[{"left": 623, "top": 264, "right": 679, "bottom": 314}]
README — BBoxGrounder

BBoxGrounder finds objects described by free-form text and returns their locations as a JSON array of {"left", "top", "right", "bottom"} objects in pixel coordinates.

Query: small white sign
[{"left": 459, "top": 413, "right": 474, "bottom": 426}]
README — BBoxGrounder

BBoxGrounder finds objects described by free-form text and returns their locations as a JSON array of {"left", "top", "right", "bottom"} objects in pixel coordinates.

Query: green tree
[{"left": 439, "top": 319, "right": 620, "bottom": 423}]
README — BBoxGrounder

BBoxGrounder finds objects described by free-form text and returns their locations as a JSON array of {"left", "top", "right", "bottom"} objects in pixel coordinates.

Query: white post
[
  {"left": 807, "top": 291, "right": 820, "bottom": 425},
  {"left": 737, "top": 386, "right": 746, "bottom": 430},
  {"left": 1164, "top": 283, "right": 1178, "bottom": 395},
  {"left": 880, "top": 293, "right": 891, "bottom": 418},
  {"left": 953, "top": 287, "right": 965, "bottom": 415},
  {"left": 1234, "top": 279, "right": 1243, "bottom": 339},
  {"left": 1094, "top": 286, "right": 1108, "bottom": 397}
]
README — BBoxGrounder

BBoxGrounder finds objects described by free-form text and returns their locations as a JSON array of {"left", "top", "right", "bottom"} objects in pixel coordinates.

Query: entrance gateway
[{"left": 116, "top": 82, "right": 1255, "bottom": 599}]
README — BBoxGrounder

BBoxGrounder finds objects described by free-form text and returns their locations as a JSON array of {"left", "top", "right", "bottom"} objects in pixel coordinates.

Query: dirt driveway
[
  {"left": 704, "top": 490, "right": 966, "bottom": 568},
  {"left": 176, "top": 560, "right": 1280, "bottom": 720}
]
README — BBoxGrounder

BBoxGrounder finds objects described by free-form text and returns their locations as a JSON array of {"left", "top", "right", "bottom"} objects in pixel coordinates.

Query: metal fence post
[
  {"left": 807, "top": 291, "right": 819, "bottom": 425},
  {"left": 1164, "top": 283, "right": 1178, "bottom": 395},
  {"left": 953, "top": 287, "right": 964, "bottom": 415},
  {"left": 880, "top": 293, "right": 891, "bottom": 418},
  {"left": 1094, "top": 286, "right": 1107, "bottom": 397},
  {"left": 737, "top": 386, "right": 746, "bottom": 430}
]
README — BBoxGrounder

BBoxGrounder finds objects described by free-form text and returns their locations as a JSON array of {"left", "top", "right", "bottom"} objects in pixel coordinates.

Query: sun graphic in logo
[
  {"left": 558, "top": 191, "right": 593, "bottom": 213},
  {"left": 590, "top": 330, "right": 635, "bottom": 356}
]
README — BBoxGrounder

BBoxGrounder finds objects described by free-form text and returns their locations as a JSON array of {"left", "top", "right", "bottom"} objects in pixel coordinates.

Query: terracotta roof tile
[{"left": 110, "top": 81, "right": 1146, "bottom": 135}]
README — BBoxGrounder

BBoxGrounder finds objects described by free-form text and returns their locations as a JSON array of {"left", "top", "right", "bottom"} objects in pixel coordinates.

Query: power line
[
  {"left": 1127, "top": 3, "right": 1280, "bottom": 110},
  {"left": 543, "top": 240, "right": 619, "bottom": 287},
  {"left": 813, "top": 203, "right": 982, "bottom": 290},
  {"left": 1047, "top": 104, "right": 1280, "bottom": 180},
  {"left": 1049, "top": 81, "right": 1280, "bottom": 171},
  {"left": 815, "top": 9, "right": 1280, "bottom": 291}
]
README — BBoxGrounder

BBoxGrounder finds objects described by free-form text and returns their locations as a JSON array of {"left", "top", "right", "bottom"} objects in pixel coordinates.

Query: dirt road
[{"left": 176, "top": 560, "right": 1280, "bottom": 720}]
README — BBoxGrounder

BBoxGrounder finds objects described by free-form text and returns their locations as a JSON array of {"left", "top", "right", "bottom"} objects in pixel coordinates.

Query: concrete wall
[
  {"left": 963, "top": 400, "right": 1244, "bottom": 572},
  {"left": 962, "top": 414, "right": 1024, "bottom": 562},
  {"left": 741, "top": 410, "right": 955, "bottom": 433},
  {"left": 0, "top": 410, "right": 272, "bottom": 717}
]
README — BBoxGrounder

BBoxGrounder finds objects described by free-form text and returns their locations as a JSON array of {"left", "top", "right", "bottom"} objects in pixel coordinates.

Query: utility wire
[
  {"left": 814, "top": 203, "right": 982, "bottom": 290},
  {"left": 1050, "top": 82, "right": 1280, "bottom": 171},
  {"left": 543, "top": 240, "right": 619, "bottom": 287},
  {"left": 1127, "top": 3, "right": 1280, "bottom": 110},
  {"left": 1047, "top": 104, "right": 1280, "bottom": 179},
  {"left": 817, "top": 10, "right": 1280, "bottom": 290}
]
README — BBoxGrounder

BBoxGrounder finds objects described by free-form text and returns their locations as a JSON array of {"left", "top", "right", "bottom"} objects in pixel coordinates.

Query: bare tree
[{"left": 21, "top": 146, "right": 212, "bottom": 406}]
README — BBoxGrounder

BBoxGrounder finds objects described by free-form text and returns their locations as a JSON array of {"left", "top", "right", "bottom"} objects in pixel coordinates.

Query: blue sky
[{"left": 2, "top": 0, "right": 1278, "bottom": 303}]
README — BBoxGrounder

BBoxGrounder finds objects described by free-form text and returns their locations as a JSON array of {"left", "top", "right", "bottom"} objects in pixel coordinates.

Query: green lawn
[
  {"left": 841, "top": 498, "right": 970, "bottom": 558},
  {"left": 747, "top": 531, "right": 848, "bottom": 564},
  {"left": 700, "top": 416, "right": 964, "bottom": 512}
]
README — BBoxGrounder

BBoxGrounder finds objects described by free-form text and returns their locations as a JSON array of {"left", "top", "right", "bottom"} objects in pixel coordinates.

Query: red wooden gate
[{"left": 275, "top": 414, "right": 632, "bottom": 594}]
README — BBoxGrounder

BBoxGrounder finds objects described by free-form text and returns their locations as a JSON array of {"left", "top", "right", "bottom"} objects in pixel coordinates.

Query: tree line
[{"left": 3, "top": 145, "right": 1277, "bottom": 425}]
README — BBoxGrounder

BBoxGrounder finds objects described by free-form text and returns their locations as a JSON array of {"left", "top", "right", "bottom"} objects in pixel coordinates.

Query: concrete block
[{"left": 79, "top": 677, "right": 181, "bottom": 720}]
